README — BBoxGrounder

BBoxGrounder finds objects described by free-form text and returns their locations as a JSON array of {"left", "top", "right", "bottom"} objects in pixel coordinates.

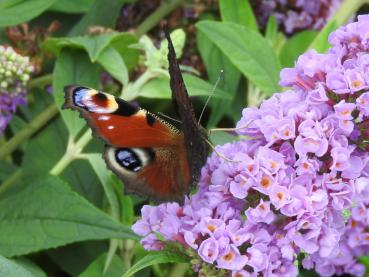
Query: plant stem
[
  {"left": 27, "top": 74, "right": 53, "bottom": 89},
  {"left": 0, "top": 169, "right": 22, "bottom": 195},
  {"left": 135, "top": 0, "right": 185, "bottom": 37},
  {"left": 309, "top": 0, "right": 366, "bottom": 52},
  {"left": 0, "top": 103, "right": 59, "bottom": 160},
  {"left": 49, "top": 131, "right": 92, "bottom": 175}
]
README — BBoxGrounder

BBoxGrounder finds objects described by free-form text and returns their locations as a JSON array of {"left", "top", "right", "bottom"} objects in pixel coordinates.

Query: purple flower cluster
[
  {"left": 250, "top": 0, "right": 342, "bottom": 34},
  {"left": 0, "top": 46, "right": 33, "bottom": 134},
  {"left": 132, "top": 16, "right": 369, "bottom": 276}
]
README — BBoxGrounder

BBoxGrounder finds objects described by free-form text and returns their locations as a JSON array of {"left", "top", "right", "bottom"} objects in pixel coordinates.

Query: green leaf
[
  {"left": 49, "top": 0, "right": 94, "bottom": 13},
  {"left": 219, "top": 0, "right": 258, "bottom": 31},
  {"left": 12, "top": 258, "right": 46, "bottom": 277},
  {"left": 44, "top": 33, "right": 119, "bottom": 62},
  {"left": 139, "top": 74, "right": 232, "bottom": 99},
  {"left": 197, "top": 29, "right": 241, "bottom": 127},
  {"left": 309, "top": 20, "right": 338, "bottom": 53},
  {"left": 0, "top": 255, "right": 35, "bottom": 277},
  {"left": 97, "top": 46, "right": 128, "bottom": 86},
  {"left": 52, "top": 49, "right": 100, "bottom": 138},
  {"left": 68, "top": 0, "right": 131, "bottom": 36},
  {"left": 280, "top": 31, "right": 317, "bottom": 68},
  {"left": 110, "top": 33, "right": 139, "bottom": 70},
  {"left": 86, "top": 154, "right": 121, "bottom": 221},
  {"left": 0, "top": 176, "right": 138, "bottom": 257},
  {"left": 265, "top": 16, "right": 278, "bottom": 43},
  {"left": 0, "top": 0, "right": 56, "bottom": 27},
  {"left": 210, "top": 131, "right": 238, "bottom": 145},
  {"left": 122, "top": 251, "right": 188, "bottom": 277},
  {"left": 47, "top": 241, "right": 107, "bottom": 276},
  {"left": 196, "top": 21, "right": 281, "bottom": 95},
  {"left": 79, "top": 253, "right": 125, "bottom": 277},
  {"left": 0, "top": 161, "right": 17, "bottom": 182}
]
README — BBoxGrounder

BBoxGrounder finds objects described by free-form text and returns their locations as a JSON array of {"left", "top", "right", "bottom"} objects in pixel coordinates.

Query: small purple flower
[
  {"left": 245, "top": 200, "right": 275, "bottom": 224},
  {"left": 216, "top": 245, "right": 248, "bottom": 271},
  {"left": 198, "top": 237, "right": 219, "bottom": 264}
]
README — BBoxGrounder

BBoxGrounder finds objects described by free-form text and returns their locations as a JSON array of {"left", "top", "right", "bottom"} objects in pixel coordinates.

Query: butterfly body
[{"left": 63, "top": 31, "right": 209, "bottom": 203}]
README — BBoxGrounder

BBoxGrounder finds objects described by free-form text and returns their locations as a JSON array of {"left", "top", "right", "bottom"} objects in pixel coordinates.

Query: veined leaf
[
  {"left": 0, "top": 256, "right": 35, "bottom": 277},
  {"left": 0, "top": 176, "right": 138, "bottom": 257},
  {"left": 196, "top": 21, "right": 281, "bottom": 95},
  {"left": 219, "top": 0, "right": 258, "bottom": 31}
]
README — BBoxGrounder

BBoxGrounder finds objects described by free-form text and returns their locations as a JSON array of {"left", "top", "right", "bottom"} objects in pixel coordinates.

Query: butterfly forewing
[{"left": 63, "top": 85, "right": 191, "bottom": 202}]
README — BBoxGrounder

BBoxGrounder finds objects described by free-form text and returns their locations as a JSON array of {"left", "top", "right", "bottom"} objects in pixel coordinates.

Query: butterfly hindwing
[
  {"left": 63, "top": 85, "right": 191, "bottom": 202},
  {"left": 104, "top": 145, "right": 190, "bottom": 202}
]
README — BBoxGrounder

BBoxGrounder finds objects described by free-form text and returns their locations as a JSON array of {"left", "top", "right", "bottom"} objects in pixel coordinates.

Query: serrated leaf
[
  {"left": 0, "top": 0, "right": 56, "bottom": 27},
  {"left": 97, "top": 46, "right": 129, "bottom": 86},
  {"left": 196, "top": 21, "right": 280, "bottom": 95},
  {"left": 139, "top": 74, "right": 231, "bottom": 100},
  {"left": 122, "top": 251, "right": 188, "bottom": 277},
  {"left": 52, "top": 49, "right": 99, "bottom": 138},
  {"left": 0, "top": 176, "right": 137, "bottom": 257},
  {"left": 0, "top": 255, "right": 35, "bottom": 277}
]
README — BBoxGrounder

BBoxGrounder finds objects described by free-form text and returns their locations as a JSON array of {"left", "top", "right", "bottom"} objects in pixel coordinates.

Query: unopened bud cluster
[
  {"left": 0, "top": 46, "right": 33, "bottom": 94},
  {"left": 0, "top": 46, "right": 33, "bottom": 134}
]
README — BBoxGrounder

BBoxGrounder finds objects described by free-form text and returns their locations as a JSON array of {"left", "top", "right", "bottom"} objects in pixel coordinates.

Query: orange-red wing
[{"left": 63, "top": 85, "right": 179, "bottom": 148}]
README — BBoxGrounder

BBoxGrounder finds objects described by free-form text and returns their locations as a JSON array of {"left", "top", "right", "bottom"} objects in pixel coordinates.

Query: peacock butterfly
[{"left": 63, "top": 30, "right": 210, "bottom": 203}]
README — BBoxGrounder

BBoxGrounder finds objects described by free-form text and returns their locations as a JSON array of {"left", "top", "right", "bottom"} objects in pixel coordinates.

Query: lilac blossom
[
  {"left": 0, "top": 46, "right": 33, "bottom": 134},
  {"left": 250, "top": 0, "right": 342, "bottom": 34},
  {"left": 133, "top": 16, "right": 369, "bottom": 276}
]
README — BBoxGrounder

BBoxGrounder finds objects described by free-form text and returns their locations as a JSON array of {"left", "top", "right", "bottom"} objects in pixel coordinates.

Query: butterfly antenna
[
  {"left": 204, "top": 138, "right": 241, "bottom": 163},
  {"left": 158, "top": 112, "right": 182, "bottom": 124},
  {"left": 208, "top": 122, "right": 253, "bottom": 136},
  {"left": 198, "top": 69, "right": 224, "bottom": 125}
]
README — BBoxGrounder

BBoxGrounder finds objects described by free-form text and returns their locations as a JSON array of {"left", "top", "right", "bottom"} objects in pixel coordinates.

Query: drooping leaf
[
  {"left": 139, "top": 74, "right": 231, "bottom": 100},
  {"left": 280, "top": 30, "right": 317, "bottom": 67},
  {"left": 196, "top": 21, "right": 281, "bottom": 95},
  {"left": 44, "top": 33, "right": 119, "bottom": 62},
  {"left": 219, "top": 0, "right": 258, "bottom": 31},
  {"left": 0, "top": 176, "right": 137, "bottom": 257},
  {"left": 79, "top": 253, "right": 126, "bottom": 277},
  {"left": 0, "top": 255, "right": 35, "bottom": 277},
  {"left": 122, "top": 251, "right": 188, "bottom": 277},
  {"left": 0, "top": 0, "right": 56, "bottom": 27},
  {"left": 52, "top": 49, "right": 100, "bottom": 138}
]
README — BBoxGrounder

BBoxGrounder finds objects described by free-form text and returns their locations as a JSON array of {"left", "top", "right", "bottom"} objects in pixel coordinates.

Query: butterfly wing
[
  {"left": 63, "top": 86, "right": 191, "bottom": 202},
  {"left": 165, "top": 30, "right": 210, "bottom": 185}
]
